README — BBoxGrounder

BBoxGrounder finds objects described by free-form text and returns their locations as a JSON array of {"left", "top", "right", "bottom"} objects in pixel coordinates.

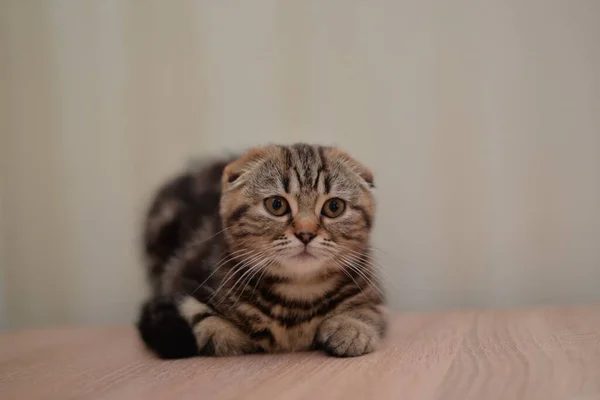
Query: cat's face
[{"left": 220, "top": 144, "right": 375, "bottom": 279}]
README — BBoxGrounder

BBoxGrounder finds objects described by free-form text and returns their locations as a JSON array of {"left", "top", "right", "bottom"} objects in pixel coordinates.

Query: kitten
[{"left": 137, "top": 144, "right": 386, "bottom": 358}]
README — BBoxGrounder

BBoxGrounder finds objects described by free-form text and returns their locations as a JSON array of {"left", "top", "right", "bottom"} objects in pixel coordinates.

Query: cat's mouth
[{"left": 293, "top": 249, "right": 317, "bottom": 261}]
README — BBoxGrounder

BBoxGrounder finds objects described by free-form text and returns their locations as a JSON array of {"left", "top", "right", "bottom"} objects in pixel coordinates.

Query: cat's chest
[
  {"left": 248, "top": 278, "right": 341, "bottom": 352},
  {"left": 266, "top": 316, "right": 324, "bottom": 352}
]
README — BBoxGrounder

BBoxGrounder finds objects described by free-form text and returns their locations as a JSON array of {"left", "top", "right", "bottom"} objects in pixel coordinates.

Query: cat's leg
[
  {"left": 316, "top": 306, "right": 386, "bottom": 357},
  {"left": 138, "top": 295, "right": 256, "bottom": 358},
  {"left": 177, "top": 296, "right": 257, "bottom": 356}
]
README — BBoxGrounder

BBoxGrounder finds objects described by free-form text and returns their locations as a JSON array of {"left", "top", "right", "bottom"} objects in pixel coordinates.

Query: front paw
[
  {"left": 316, "top": 315, "right": 379, "bottom": 357},
  {"left": 194, "top": 316, "right": 256, "bottom": 357}
]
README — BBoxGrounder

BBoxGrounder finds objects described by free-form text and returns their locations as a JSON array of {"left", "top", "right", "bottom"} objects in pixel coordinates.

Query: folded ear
[
  {"left": 325, "top": 147, "right": 374, "bottom": 189},
  {"left": 222, "top": 145, "right": 278, "bottom": 189}
]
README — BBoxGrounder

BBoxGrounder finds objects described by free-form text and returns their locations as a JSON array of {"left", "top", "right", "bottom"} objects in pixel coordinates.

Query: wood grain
[{"left": 1, "top": 306, "right": 599, "bottom": 399}]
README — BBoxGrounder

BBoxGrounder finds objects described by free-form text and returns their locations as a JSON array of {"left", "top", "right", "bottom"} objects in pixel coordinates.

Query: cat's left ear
[
  {"left": 222, "top": 146, "right": 278, "bottom": 190},
  {"left": 325, "top": 148, "right": 375, "bottom": 189}
]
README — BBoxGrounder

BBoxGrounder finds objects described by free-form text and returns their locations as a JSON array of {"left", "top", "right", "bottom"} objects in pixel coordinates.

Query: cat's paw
[
  {"left": 316, "top": 315, "right": 379, "bottom": 357},
  {"left": 194, "top": 316, "right": 256, "bottom": 356}
]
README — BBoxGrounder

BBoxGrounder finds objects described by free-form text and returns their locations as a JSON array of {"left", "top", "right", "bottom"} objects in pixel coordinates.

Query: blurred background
[{"left": 1, "top": 1, "right": 599, "bottom": 331}]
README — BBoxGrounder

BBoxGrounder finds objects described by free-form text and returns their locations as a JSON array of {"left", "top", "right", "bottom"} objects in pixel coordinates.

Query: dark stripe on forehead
[
  {"left": 304, "top": 147, "right": 318, "bottom": 185},
  {"left": 316, "top": 147, "right": 331, "bottom": 193},
  {"left": 313, "top": 146, "right": 328, "bottom": 189},
  {"left": 275, "top": 146, "right": 292, "bottom": 192},
  {"left": 317, "top": 146, "right": 327, "bottom": 169},
  {"left": 314, "top": 169, "right": 321, "bottom": 190},
  {"left": 324, "top": 174, "right": 331, "bottom": 194},
  {"left": 282, "top": 175, "right": 290, "bottom": 193},
  {"left": 304, "top": 145, "right": 317, "bottom": 164},
  {"left": 280, "top": 145, "right": 302, "bottom": 186},
  {"left": 292, "top": 144, "right": 319, "bottom": 187},
  {"left": 281, "top": 146, "right": 294, "bottom": 170},
  {"left": 293, "top": 166, "right": 303, "bottom": 186}
]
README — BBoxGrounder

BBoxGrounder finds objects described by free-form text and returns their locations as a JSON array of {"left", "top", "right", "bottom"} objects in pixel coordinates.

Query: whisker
[
  {"left": 339, "top": 253, "right": 387, "bottom": 282},
  {"left": 190, "top": 225, "right": 232, "bottom": 246},
  {"left": 338, "top": 245, "right": 386, "bottom": 267},
  {"left": 228, "top": 256, "right": 271, "bottom": 302},
  {"left": 338, "top": 246, "right": 401, "bottom": 291},
  {"left": 208, "top": 249, "right": 269, "bottom": 301},
  {"left": 330, "top": 259, "right": 380, "bottom": 307},
  {"left": 189, "top": 248, "right": 257, "bottom": 296},
  {"left": 370, "top": 245, "right": 408, "bottom": 267},
  {"left": 213, "top": 247, "right": 256, "bottom": 268},
  {"left": 231, "top": 258, "right": 275, "bottom": 308},
  {"left": 250, "top": 256, "right": 278, "bottom": 300},
  {"left": 336, "top": 253, "right": 386, "bottom": 300},
  {"left": 335, "top": 249, "right": 384, "bottom": 277},
  {"left": 337, "top": 252, "right": 386, "bottom": 282},
  {"left": 160, "top": 226, "right": 233, "bottom": 284},
  {"left": 212, "top": 251, "right": 271, "bottom": 303}
]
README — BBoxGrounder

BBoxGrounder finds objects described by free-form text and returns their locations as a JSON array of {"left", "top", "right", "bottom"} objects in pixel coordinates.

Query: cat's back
[{"left": 143, "top": 157, "right": 235, "bottom": 289}]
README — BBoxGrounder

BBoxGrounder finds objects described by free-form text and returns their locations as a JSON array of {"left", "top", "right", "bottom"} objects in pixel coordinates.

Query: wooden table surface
[{"left": 1, "top": 306, "right": 599, "bottom": 400}]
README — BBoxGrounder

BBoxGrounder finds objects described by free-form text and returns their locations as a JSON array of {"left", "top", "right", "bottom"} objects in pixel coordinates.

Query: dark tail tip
[{"left": 137, "top": 297, "right": 198, "bottom": 359}]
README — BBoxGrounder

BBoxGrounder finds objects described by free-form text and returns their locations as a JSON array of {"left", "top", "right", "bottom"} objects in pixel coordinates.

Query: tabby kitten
[{"left": 138, "top": 144, "right": 386, "bottom": 358}]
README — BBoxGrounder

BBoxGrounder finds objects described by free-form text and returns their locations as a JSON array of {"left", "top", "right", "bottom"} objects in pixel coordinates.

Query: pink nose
[{"left": 295, "top": 232, "right": 316, "bottom": 244}]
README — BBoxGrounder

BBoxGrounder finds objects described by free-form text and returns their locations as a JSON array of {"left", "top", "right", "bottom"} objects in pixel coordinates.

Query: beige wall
[{"left": 1, "top": 0, "right": 599, "bottom": 330}]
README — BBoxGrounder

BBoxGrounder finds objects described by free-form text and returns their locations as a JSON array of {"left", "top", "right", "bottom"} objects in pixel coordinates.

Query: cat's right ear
[
  {"left": 325, "top": 147, "right": 375, "bottom": 190},
  {"left": 222, "top": 146, "right": 276, "bottom": 190}
]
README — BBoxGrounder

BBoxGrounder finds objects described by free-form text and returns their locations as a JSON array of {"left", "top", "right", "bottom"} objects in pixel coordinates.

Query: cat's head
[{"left": 220, "top": 144, "right": 375, "bottom": 279}]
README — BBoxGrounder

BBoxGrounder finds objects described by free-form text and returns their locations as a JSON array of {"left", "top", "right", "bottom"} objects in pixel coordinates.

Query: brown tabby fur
[{"left": 138, "top": 144, "right": 386, "bottom": 358}]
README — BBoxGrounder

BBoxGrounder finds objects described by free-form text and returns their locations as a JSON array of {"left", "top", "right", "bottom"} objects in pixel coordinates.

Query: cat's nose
[{"left": 295, "top": 232, "right": 316, "bottom": 244}]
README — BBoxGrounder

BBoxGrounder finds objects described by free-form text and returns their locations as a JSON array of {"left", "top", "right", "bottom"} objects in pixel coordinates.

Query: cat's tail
[{"left": 137, "top": 296, "right": 198, "bottom": 359}]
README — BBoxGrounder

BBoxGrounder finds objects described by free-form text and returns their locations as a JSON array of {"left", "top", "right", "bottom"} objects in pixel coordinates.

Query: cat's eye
[
  {"left": 321, "top": 198, "right": 346, "bottom": 218},
  {"left": 264, "top": 196, "right": 290, "bottom": 216}
]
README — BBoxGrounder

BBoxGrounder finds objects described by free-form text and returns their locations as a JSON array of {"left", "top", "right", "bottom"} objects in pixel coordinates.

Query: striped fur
[{"left": 137, "top": 144, "right": 386, "bottom": 358}]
